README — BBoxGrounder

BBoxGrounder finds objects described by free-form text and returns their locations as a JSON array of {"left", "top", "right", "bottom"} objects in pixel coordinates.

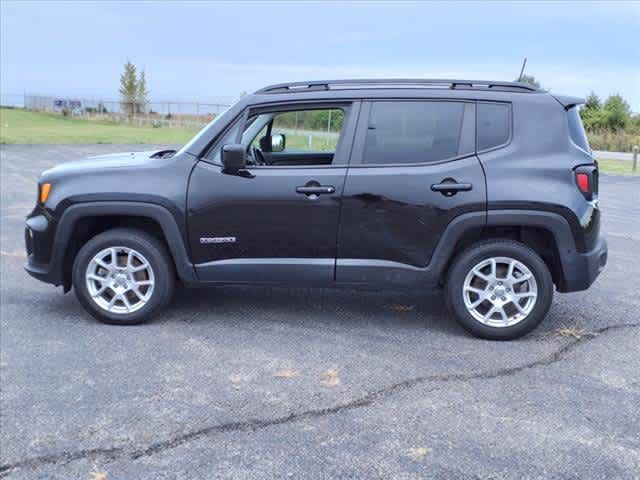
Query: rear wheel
[
  {"left": 446, "top": 240, "right": 553, "bottom": 340},
  {"left": 72, "top": 228, "right": 175, "bottom": 325}
]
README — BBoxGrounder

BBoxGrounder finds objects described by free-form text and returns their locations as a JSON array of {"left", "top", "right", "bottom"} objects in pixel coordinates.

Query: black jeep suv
[{"left": 25, "top": 79, "right": 607, "bottom": 339}]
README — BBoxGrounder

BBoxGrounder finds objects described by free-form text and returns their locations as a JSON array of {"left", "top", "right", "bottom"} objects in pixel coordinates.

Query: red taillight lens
[{"left": 576, "top": 172, "right": 590, "bottom": 194}]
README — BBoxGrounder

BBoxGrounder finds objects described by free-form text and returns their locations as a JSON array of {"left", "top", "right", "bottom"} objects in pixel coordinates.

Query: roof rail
[{"left": 255, "top": 79, "right": 539, "bottom": 94}]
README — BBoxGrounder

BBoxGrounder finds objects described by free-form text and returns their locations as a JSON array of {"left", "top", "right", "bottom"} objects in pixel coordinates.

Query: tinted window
[
  {"left": 477, "top": 103, "right": 510, "bottom": 151},
  {"left": 567, "top": 107, "right": 590, "bottom": 152},
  {"left": 363, "top": 101, "right": 465, "bottom": 164}
]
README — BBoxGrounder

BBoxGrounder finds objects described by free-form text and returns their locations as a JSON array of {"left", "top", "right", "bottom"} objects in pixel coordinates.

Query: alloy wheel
[
  {"left": 85, "top": 246, "right": 155, "bottom": 314},
  {"left": 462, "top": 256, "right": 538, "bottom": 327}
]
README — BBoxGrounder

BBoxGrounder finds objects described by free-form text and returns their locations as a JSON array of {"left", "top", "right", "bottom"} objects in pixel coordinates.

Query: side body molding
[{"left": 52, "top": 201, "right": 197, "bottom": 284}]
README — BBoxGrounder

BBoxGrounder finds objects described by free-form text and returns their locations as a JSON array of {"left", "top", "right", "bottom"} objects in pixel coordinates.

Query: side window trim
[
  {"left": 458, "top": 102, "right": 476, "bottom": 156},
  {"left": 200, "top": 108, "right": 248, "bottom": 164},
  {"left": 348, "top": 101, "right": 372, "bottom": 167},
  {"left": 475, "top": 100, "right": 513, "bottom": 154},
  {"left": 349, "top": 99, "right": 477, "bottom": 168}
]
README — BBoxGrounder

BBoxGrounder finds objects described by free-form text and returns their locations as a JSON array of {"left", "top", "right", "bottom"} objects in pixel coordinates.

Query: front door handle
[
  {"left": 296, "top": 181, "right": 336, "bottom": 199},
  {"left": 431, "top": 179, "right": 472, "bottom": 197},
  {"left": 296, "top": 185, "right": 335, "bottom": 195}
]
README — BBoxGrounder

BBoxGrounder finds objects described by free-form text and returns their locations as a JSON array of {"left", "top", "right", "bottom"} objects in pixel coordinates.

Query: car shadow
[{"left": 157, "top": 284, "right": 466, "bottom": 337}]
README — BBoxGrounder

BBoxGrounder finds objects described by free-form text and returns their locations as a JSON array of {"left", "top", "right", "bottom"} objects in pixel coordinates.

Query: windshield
[{"left": 176, "top": 105, "right": 233, "bottom": 156}]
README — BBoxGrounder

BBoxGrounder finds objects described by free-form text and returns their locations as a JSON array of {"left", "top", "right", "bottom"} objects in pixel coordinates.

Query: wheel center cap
[
  {"left": 494, "top": 286, "right": 506, "bottom": 297},
  {"left": 115, "top": 273, "right": 128, "bottom": 287}
]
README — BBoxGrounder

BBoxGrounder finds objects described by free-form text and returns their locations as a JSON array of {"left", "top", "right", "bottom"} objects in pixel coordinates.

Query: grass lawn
[
  {"left": 597, "top": 158, "right": 638, "bottom": 176},
  {"left": 0, "top": 107, "right": 200, "bottom": 144},
  {"left": 274, "top": 132, "right": 338, "bottom": 152}
]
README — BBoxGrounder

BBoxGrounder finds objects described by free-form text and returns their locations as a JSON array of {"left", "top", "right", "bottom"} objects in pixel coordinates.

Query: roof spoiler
[{"left": 552, "top": 94, "right": 585, "bottom": 109}]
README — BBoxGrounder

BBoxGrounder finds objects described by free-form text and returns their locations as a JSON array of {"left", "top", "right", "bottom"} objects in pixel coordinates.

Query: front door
[
  {"left": 336, "top": 100, "right": 486, "bottom": 286},
  {"left": 188, "top": 102, "right": 359, "bottom": 285}
]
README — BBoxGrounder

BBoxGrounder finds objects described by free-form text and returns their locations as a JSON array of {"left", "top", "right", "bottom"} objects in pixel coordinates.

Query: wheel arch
[
  {"left": 437, "top": 209, "right": 579, "bottom": 290},
  {"left": 52, "top": 202, "right": 196, "bottom": 290}
]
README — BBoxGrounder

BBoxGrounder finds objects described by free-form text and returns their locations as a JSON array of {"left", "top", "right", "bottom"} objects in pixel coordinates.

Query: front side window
[
  {"left": 207, "top": 106, "right": 349, "bottom": 167},
  {"left": 363, "top": 101, "right": 466, "bottom": 165},
  {"left": 477, "top": 102, "right": 511, "bottom": 151},
  {"left": 251, "top": 109, "right": 345, "bottom": 153}
]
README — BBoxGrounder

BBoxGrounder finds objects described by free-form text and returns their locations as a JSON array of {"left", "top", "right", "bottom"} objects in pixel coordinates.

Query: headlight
[{"left": 39, "top": 183, "right": 52, "bottom": 203}]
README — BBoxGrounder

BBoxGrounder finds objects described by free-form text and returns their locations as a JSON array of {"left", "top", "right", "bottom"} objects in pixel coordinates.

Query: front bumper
[
  {"left": 24, "top": 213, "right": 63, "bottom": 287},
  {"left": 559, "top": 235, "right": 608, "bottom": 292},
  {"left": 24, "top": 256, "right": 60, "bottom": 285}
]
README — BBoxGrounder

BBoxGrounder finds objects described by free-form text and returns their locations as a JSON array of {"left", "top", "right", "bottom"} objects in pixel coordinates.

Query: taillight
[
  {"left": 574, "top": 166, "right": 597, "bottom": 201},
  {"left": 576, "top": 172, "right": 589, "bottom": 193}
]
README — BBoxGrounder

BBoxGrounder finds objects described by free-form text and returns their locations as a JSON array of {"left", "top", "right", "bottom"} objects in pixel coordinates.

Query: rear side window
[
  {"left": 567, "top": 107, "right": 590, "bottom": 152},
  {"left": 363, "top": 101, "right": 466, "bottom": 164},
  {"left": 477, "top": 102, "right": 510, "bottom": 151}
]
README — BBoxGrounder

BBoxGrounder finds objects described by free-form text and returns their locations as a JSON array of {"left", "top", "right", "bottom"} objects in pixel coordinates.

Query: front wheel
[
  {"left": 446, "top": 240, "right": 554, "bottom": 340},
  {"left": 72, "top": 228, "right": 175, "bottom": 325}
]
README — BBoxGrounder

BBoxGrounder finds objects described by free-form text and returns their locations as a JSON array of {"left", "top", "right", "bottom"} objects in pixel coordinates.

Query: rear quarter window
[
  {"left": 567, "top": 107, "right": 590, "bottom": 152},
  {"left": 477, "top": 102, "right": 511, "bottom": 151}
]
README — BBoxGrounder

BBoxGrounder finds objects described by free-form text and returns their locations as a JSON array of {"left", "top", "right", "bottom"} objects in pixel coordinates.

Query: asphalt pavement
[{"left": 1, "top": 144, "right": 639, "bottom": 479}]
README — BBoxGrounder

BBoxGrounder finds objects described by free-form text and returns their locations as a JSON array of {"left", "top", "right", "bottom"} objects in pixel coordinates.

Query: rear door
[{"left": 336, "top": 99, "right": 486, "bottom": 286}]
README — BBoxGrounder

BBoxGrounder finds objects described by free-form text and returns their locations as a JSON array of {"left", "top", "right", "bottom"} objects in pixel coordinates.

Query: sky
[{"left": 1, "top": 1, "right": 639, "bottom": 109}]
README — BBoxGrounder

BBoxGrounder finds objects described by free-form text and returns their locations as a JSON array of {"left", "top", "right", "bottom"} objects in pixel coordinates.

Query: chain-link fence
[
  {"left": 1, "top": 94, "right": 342, "bottom": 147},
  {"left": 4, "top": 94, "right": 233, "bottom": 129}
]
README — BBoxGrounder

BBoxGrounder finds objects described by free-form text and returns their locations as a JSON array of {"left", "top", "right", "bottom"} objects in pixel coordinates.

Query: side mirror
[
  {"left": 221, "top": 144, "right": 246, "bottom": 171},
  {"left": 271, "top": 133, "right": 286, "bottom": 152}
]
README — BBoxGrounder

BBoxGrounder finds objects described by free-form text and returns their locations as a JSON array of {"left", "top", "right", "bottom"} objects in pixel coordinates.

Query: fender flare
[
  {"left": 433, "top": 209, "right": 579, "bottom": 272},
  {"left": 430, "top": 208, "right": 579, "bottom": 283},
  {"left": 485, "top": 209, "right": 577, "bottom": 256},
  {"left": 51, "top": 201, "right": 196, "bottom": 284},
  {"left": 430, "top": 209, "right": 579, "bottom": 279}
]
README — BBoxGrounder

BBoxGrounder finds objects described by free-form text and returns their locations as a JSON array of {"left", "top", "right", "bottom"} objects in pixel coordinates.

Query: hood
[{"left": 41, "top": 149, "right": 176, "bottom": 181}]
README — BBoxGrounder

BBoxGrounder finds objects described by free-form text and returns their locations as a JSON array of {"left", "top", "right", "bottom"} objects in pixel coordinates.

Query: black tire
[
  {"left": 72, "top": 228, "right": 175, "bottom": 325},
  {"left": 445, "top": 239, "right": 553, "bottom": 340}
]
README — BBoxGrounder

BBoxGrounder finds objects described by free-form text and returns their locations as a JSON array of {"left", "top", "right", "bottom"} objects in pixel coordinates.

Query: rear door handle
[{"left": 431, "top": 179, "right": 472, "bottom": 197}]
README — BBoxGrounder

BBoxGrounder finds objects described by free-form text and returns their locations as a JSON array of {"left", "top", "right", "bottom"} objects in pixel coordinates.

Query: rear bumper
[{"left": 558, "top": 235, "right": 607, "bottom": 292}]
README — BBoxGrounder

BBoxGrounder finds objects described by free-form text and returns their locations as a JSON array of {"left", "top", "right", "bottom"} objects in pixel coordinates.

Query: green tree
[
  {"left": 630, "top": 114, "right": 640, "bottom": 134},
  {"left": 584, "top": 91, "right": 601, "bottom": 111},
  {"left": 119, "top": 61, "right": 137, "bottom": 120},
  {"left": 137, "top": 69, "right": 149, "bottom": 114},
  {"left": 580, "top": 91, "right": 605, "bottom": 130},
  {"left": 516, "top": 74, "right": 541, "bottom": 89},
  {"left": 603, "top": 94, "right": 631, "bottom": 131}
]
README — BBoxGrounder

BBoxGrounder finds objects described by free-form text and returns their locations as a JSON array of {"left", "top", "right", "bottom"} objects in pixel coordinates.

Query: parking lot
[{"left": 1, "top": 144, "right": 639, "bottom": 479}]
